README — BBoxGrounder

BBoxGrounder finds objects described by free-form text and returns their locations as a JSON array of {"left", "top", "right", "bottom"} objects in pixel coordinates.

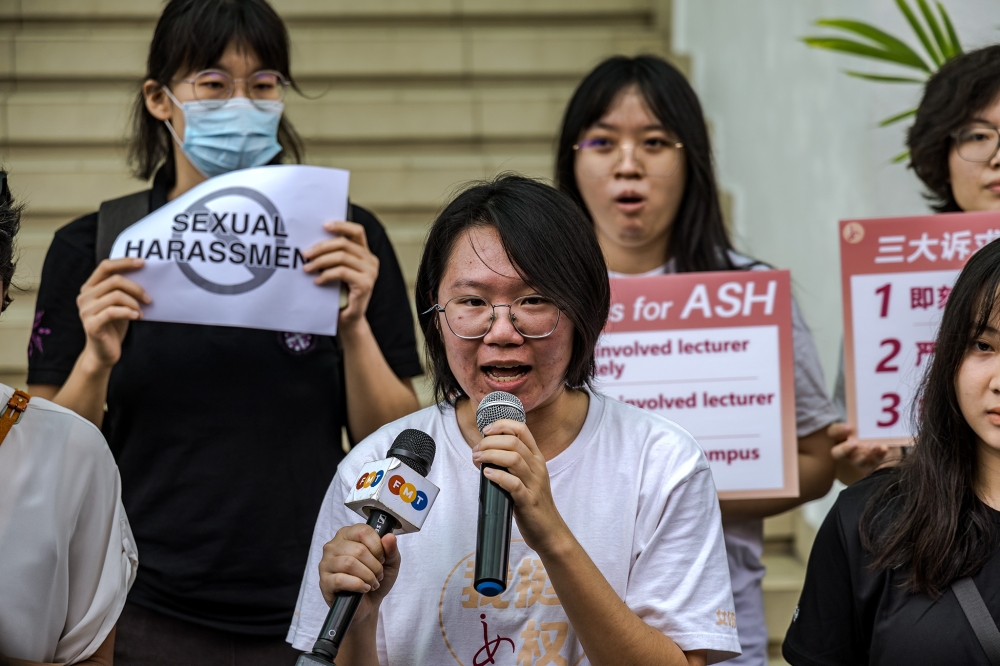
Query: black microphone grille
[
  {"left": 386, "top": 428, "right": 436, "bottom": 477},
  {"left": 476, "top": 391, "right": 526, "bottom": 434}
]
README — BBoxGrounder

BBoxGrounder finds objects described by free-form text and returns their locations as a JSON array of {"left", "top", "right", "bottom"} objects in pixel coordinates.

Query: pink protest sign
[
  {"left": 597, "top": 270, "right": 798, "bottom": 500},
  {"left": 840, "top": 211, "right": 1000, "bottom": 447}
]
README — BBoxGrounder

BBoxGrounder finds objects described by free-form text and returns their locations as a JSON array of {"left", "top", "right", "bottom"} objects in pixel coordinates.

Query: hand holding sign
[
  {"left": 77, "top": 257, "right": 152, "bottom": 368},
  {"left": 302, "top": 220, "right": 379, "bottom": 330}
]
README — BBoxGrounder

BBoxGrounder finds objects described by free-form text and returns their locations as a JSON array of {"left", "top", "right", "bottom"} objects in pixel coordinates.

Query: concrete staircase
[{"left": 0, "top": 0, "right": 678, "bottom": 390}]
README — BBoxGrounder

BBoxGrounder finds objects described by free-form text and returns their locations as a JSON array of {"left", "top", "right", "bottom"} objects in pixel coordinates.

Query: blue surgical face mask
[{"left": 164, "top": 87, "right": 283, "bottom": 178}]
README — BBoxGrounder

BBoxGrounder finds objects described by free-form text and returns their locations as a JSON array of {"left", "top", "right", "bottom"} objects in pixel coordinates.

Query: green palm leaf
[
  {"left": 815, "top": 19, "right": 930, "bottom": 65},
  {"left": 938, "top": 3, "right": 963, "bottom": 58},
  {"left": 802, "top": 37, "right": 931, "bottom": 72},
  {"left": 845, "top": 71, "right": 927, "bottom": 84},
  {"left": 805, "top": 1, "right": 963, "bottom": 167},
  {"left": 916, "top": 0, "right": 950, "bottom": 61},
  {"left": 895, "top": 0, "right": 944, "bottom": 66},
  {"left": 879, "top": 108, "right": 918, "bottom": 127}
]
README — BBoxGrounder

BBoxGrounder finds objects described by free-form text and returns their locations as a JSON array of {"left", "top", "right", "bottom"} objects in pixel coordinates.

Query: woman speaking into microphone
[{"left": 288, "top": 175, "right": 740, "bottom": 665}]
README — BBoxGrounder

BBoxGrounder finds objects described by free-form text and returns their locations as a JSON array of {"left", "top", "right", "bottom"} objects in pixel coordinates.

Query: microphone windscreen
[
  {"left": 386, "top": 428, "right": 436, "bottom": 477},
  {"left": 476, "top": 391, "right": 526, "bottom": 434}
]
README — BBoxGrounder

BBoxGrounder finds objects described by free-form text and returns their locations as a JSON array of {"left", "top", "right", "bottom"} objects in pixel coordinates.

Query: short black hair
[
  {"left": 129, "top": 0, "right": 304, "bottom": 181},
  {"left": 908, "top": 44, "right": 1000, "bottom": 212},
  {"left": 555, "top": 55, "right": 735, "bottom": 273},
  {"left": 415, "top": 175, "right": 610, "bottom": 405},
  {"left": 0, "top": 173, "right": 21, "bottom": 312}
]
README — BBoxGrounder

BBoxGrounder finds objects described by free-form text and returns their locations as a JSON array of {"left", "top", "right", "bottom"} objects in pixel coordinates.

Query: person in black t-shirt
[
  {"left": 27, "top": 1, "right": 421, "bottom": 663},
  {"left": 784, "top": 237, "right": 1000, "bottom": 666}
]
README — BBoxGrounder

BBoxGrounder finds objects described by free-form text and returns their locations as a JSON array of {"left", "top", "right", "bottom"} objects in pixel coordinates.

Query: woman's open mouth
[
  {"left": 483, "top": 364, "right": 531, "bottom": 383},
  {"left": 614, "top": 193, "right": 645, "bottom": 213}
]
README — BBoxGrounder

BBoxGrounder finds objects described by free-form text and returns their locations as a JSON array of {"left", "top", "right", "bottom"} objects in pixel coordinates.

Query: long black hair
[
  {"left": 415, "top": 175, "right": 610, "bottom": 405},
  {"left": 128, "top": 0, "right": 304, "bottom": 181},
  {"left": 555, "top": 55, "right": 735, "bottom": 273},
  {"left": 0, "top": 173, "right": 20, "bottom": 312},
  {"left": 860, "top": 238, "right": 1000, "bottom": 597},
  {"left": 908, "top": 44, "right": 1000, "bottom": 213}
]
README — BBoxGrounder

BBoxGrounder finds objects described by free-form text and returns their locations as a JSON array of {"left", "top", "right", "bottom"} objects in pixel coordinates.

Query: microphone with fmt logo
[{"left": 297, "top": 428, "right": 438, "bottom": 666}]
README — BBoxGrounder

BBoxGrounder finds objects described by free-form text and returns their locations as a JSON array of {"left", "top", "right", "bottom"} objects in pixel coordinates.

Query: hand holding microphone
[
  {"left": 300, "top": 429, "right": 438, "bottom": 665},
  {"left": 474, "top": 391, "right": 566, "bottom": 596}
]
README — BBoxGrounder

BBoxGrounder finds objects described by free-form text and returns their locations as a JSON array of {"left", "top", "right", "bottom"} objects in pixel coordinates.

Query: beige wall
[{"left": 0, "top": 0, "right": 679, "bottom": 391}]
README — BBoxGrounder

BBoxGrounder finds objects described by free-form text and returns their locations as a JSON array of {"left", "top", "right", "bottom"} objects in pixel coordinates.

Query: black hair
[
  {"left": 908, "top": 44, "right": 1000, "bottom": 213},
  {"left": 555, "top": 55, "right": 736, "bottom": 273},
  {"left": 414, "top": 174, "right": 610, "bottom": 405},
  {"left": 0, "top": 173, "right": 21, "bottom": 312},
  {"left": 128, "top": 0, "right": 304, "bottom": 181},
  {"left": 861, "top": 238, "right": 1000, "bottom": 597}
]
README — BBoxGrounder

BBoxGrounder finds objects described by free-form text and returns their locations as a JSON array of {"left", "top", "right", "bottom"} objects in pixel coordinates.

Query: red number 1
[{"left": 875, "top": 283, "right": 891, "bottom": 318}]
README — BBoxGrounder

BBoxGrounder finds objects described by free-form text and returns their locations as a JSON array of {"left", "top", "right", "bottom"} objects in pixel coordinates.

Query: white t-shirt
[
  {"left": 0, "top": 385, "right": 138, "bottom": 664},
  {"left": 288, "top": 390, "right": 740, "bottom": 664}
]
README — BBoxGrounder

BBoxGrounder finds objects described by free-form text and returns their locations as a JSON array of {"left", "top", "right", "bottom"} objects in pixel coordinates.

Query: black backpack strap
[
  {"left": 953, "top": 577, "right": 1000, "bottom": 665},
  {"left": 95, "top": 190, "right": 152, "bottom": 263}
]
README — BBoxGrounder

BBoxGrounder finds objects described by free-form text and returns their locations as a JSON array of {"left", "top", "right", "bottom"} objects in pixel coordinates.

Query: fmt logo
[
  {"left": 354, "top": 469, "right": 429, "bottom": 511},
  {"left": 388, "top": 474, "right": 429, "bottom": 511},
  {"left": 355, "top": 470, "right": 384, "bottom": 490}
]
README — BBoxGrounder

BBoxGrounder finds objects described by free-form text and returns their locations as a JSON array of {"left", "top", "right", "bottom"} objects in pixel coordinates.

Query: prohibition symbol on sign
[{"left": 174, "top": 186, "right": 286, "bottom": 294}]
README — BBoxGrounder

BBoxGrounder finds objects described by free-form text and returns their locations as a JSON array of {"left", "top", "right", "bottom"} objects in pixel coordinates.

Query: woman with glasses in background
[
  {"left": 26, "top": 0, "right": 421, "bottom": 662},
  {"left": 830, "top": 44, "right": 1000, "bottom": 482},
  {"left": 289, "top": 174, "right": 741, "bottom": 666},
  {"left": 554, "top": 55, "right": 841, "bottom": 666}
]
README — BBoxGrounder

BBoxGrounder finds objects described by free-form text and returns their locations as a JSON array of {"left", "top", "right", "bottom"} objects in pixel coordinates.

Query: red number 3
[{"left": 877, "top": 392, "right": 901, "bottom": 427}]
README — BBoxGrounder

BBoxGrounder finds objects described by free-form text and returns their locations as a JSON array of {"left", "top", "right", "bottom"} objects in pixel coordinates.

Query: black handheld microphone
[
  {"left": 299, "top": 429, "right": 437, "bottom": 666},
  {"left": 474, "top": 391, "right": 525, "bottom": 597}
]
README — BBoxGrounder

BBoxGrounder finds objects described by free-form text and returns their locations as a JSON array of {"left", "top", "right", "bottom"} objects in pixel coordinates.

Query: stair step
[
  {"left": 1, "top": 86, "right": 578, "bottom": 145},
  {"left": 2, "top": 0, "right": 654, "bottom": 21},
  {"left": 761, "top": 553, "right": 805, "bottom": 643},
  {"left": 2, "top": 25, "right": 666, "bottom": 82},
  {"left": 7, "top": 150, "right": 556, "bottom": 217}
]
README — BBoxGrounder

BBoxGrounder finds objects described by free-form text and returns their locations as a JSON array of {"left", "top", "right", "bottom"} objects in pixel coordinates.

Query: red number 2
[
  {"left": 875, "top": 283, "right": 891, "bottom": 318},
  {"left": 876, "top": 338, "right": 901, "bottom": 373},
  {"left": 876, "top": 392, "right": 901, "bottom": 427}
]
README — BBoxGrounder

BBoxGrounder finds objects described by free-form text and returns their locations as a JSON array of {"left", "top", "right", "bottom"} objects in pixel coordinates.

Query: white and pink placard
[
  {"left": 595, "top": 270, "right": 798, "bottom": 500},
  {"left": 840, "top": 211, "right": 1000, "bottom": 446}
]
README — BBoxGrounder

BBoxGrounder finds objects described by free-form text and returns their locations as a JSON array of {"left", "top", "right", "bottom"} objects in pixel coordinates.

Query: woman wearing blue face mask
[{"left": 26, "top": 0, "right": 423, "bottom": 663}]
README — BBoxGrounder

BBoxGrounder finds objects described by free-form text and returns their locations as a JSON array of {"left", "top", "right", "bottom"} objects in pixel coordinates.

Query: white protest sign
[
  {"left": 110, "top": 165, "right": 349, "bottom": 336},
  {"left": 595, "top": 270, "right": 798, "bottom": 499}
]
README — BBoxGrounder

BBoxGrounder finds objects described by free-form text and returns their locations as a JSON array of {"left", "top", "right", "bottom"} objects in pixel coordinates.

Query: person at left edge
[
  {"left": 0, "top": 173, "right": 138, "bottom": 665},
  {"left": 25, "top": 0, "right": 422, "bottom": 662}
]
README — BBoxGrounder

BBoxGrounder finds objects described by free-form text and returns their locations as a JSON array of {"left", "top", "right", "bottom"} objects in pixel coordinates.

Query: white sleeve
[
  {"left": 287, "top": 473, "right": 367, "bottom": 651},
  {"left": 55, "top": 423, "right": 138, "bottom": 665},
  {"left": 626, "top": 462, "right": 741, "bottom": 664}
]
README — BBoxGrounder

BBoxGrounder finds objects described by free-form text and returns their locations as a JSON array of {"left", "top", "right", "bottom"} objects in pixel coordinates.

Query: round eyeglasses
[
  {"left": 176, "top": 69, "right": 290, "bottom": 109},
  {"left": 573, "top": 136, "right": 684, "bottom": 179},
  {"left": 952, "top": 124, "right": 1000, "bottom": 163},
  {"left": 423, "top": 295, "right": 562, "bottom": 340}
]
